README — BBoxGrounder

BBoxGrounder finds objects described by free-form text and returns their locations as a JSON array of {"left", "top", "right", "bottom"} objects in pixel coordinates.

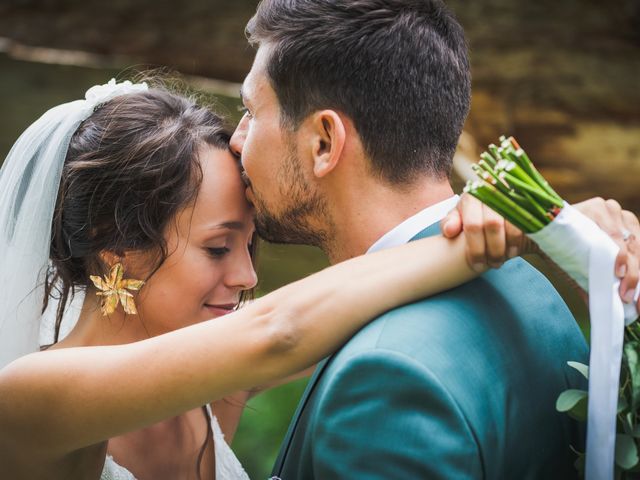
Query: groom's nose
[{"left": 229, "top": 122, "right": 246, "bottom": 158}]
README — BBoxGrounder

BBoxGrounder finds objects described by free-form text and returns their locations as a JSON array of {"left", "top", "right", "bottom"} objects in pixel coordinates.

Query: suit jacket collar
[
  {"left": 367, "top": 195, "right": 458, "bottom": 254},
  {"left": 272, "top": 357, "right": 331, "bottom": 476},
  {"left": 410, "top": 221, "right": 442, "bottom": 241}
]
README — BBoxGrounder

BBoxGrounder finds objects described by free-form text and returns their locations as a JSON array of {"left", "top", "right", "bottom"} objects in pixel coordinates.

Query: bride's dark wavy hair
[
  {"left": 46, "top": 85, "right": 257, "bottom": 328},
  {"left": 44, "top": 84, "right": 256, "bottom": 478}
]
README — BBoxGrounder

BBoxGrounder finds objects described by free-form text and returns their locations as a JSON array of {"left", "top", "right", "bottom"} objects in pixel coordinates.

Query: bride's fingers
[
  {"left": 620, "top": 209, "right": 640, "bottom": 306},
  {"left": 459, "top": 195, "right": 487, "bottom": 271},
  {"left": 615, "top": 246, "right": 630, "bottom": 281},
  {"left": 505, "top": 220, "right": 525, "bottom": 258},
  {"left": 574, "top": 197, "right": 631, "bottom": 281},
  {"left": 482, "top": 204, "right": 507, "bottom": 268},
  {"left": 622, "top": 209, "right": 640, "bottom": 233},
  {"left": 441, "top": 208, "right": 462, "bottom": 238},
  {"left": 620, "top": 248, "right": 639, "bottom": 305},
  {"left": 599, "top": 201, "right": 640, "bottom": 304},
  {"left": 593, "top": 200, "right": 640, "bottom": 304},
  {"left": 575, "top": 197, "right": 620, "bottom": 234}
]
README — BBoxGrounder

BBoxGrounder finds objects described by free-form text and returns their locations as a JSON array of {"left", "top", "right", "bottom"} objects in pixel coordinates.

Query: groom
[{"left": 230, "top": 0, "right": 588, "bottom": 478}]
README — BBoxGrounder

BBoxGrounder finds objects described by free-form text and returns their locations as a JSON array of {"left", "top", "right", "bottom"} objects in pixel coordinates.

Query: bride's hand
[
  {"left": 572, "top": 197, "right": 640, "bottom": 306},
  {"left": 441, "top": 194, "right": 640, "bottom": 308},
  {"left": 441, "top": 194, "right": 532, "bottom": 272}
]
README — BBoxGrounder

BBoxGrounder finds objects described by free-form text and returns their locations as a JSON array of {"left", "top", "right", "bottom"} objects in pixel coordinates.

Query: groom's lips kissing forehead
[
  {"left": 240, "top": 169, "right": 255, "bottom": 202},
  {"left": 240, "top": 169, "right": 251, "bottom": 187}
]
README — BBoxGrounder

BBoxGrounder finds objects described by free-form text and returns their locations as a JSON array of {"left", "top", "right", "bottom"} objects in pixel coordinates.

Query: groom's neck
[{"left": 322, "top": 177, "right": 454, "bottom": 264}]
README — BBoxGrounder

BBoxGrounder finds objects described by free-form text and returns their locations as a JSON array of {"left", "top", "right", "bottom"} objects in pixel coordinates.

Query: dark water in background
[{"left": 1, "top": 52, "right": 589, "bottom": 477}]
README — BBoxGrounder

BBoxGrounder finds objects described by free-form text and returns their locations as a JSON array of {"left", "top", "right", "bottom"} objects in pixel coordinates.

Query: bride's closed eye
[
  {"left": 207, "top": 241, "right": 253, "bottom": 258},
  {"left": 207, "top": 247, "right": 230, "bottom": 258}
]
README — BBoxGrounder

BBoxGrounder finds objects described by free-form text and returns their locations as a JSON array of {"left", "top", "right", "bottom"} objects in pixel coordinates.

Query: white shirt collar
[{"left": 366, "top": 195, "right": 460, "bottom": 254}]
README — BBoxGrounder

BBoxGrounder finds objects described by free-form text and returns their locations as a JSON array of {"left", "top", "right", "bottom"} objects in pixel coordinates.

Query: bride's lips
[{"left": 204, "top": 303, "right": 238, "bottom": 317}]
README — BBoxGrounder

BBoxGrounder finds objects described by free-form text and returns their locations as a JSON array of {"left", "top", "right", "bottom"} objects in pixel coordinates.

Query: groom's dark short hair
[{"left": 247, "top": 0, "right": 471, "bottom": 183}]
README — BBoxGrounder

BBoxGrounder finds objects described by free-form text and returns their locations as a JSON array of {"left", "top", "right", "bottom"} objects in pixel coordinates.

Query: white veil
[{"left": 0, "top": 79, "right": 148, "bottom": 370}]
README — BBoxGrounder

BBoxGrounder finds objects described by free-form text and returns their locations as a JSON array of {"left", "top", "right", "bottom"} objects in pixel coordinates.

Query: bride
[{"left": 0, "top": 79, "right": 636, "bottom": 480}]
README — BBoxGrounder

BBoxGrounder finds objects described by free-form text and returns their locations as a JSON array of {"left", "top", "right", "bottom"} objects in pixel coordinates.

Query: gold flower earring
[{"left": 90, "top": 263, "right": 145, "bottom": 315}]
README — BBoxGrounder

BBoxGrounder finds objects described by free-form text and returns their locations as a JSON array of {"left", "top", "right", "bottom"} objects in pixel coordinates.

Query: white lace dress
[{"left": 101, "top": 405, "right": 250, "bottom": 480}]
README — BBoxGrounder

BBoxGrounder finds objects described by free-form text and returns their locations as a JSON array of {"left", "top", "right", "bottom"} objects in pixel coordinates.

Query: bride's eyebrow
[{"left": 207, "top": 221, "right": 246, "bottom": 231}]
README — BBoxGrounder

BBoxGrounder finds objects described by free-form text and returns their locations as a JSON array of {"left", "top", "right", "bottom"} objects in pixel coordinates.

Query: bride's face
[{"left": 132, "top": 146, "right": 257, "bottom": 334}]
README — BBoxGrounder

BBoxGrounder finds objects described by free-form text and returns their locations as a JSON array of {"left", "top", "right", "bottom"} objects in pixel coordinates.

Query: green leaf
[
  {"left": 619, "top": 395, "right": 630, "bottom": 414},
  {"left": 557, "top": 389, "right": 588, "bottom": 411},
  {"left": 624, "top": 412, "right": 635, "bottom": 436},
  {"left": 615, "top": 434, "right": 639, "bottom": 470},
  {"left": 624, "top": 342, "right": 640, "bottom": 410},
  {"left": 573, "top": 451, "right": 585, "bottom": 478},
  {"left": 568, "top": 361, "right": 589, "bottom": 380},
  {"left": 556, "top": 389, "right": 588, "bottom": 421},
  {"left": 632, "top": 424, "right": 640, "bottom": 438}
]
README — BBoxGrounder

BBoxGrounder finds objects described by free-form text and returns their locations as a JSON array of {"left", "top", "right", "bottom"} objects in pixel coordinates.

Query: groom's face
[{"left": 230, "top": 45, "right": 328, "bottom": 247}]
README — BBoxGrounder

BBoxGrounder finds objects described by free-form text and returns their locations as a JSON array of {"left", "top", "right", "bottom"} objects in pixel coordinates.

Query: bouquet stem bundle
[
  {"left": 466, "top": 136, "right": 640, "bottom": 478},
  {"left": 464, "top": 136, "right": 563, "bottom": 234}
]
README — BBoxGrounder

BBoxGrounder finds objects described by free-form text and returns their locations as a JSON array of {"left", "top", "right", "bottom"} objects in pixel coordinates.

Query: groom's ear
[{"left": 307, "top": 110, "right": 346, "bottom": 178}]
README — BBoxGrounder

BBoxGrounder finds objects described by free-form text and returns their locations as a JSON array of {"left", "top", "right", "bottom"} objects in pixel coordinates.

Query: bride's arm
[{"left": 0, "top": 233, "right": 475, "bottom": 457}]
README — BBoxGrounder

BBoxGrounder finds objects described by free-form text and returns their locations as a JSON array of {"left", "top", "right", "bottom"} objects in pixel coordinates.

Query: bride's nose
[{"left": 225, "top": 250, "right": 258, "bottom": 291}]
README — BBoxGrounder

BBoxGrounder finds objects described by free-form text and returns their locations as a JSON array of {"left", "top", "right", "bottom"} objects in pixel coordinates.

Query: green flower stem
[
  {"left": 470, "top": 189, "right": 533, "bottom": 232},
  {"left": 497, "top": 160, "right": 541, "bottom": 190},
  {"left": 490, "top": 191, "right": 546, "bottom": 232},
  {"left": 469, "top": 136, "right": 564, "bottom": 233},
  {"left": 500, "top": 171, "right": 563, "bottom": 209},
  {"left": 480, "top": 152, "right": 498, "bottom": 167},
  {"left": 499, "top": 139, "right": 563, "bottom": 204},
  {"left": 509, "top": 190, "right": 539, "bottom": 214},
  {"left": 473, "top": 164, "right": 512, "bottom": 197},
  {"left": 477, "top": 159, "right": 499, "bottom": 178},
  {"left": 512, "top": 150, "right": 547, "bottom": 191},
  {"left": 512, "top": 148, "right": 562, "bottom": 203},
  {"left": 521, "top": 190, "right": 552, "bottom": 223},
  {"left": 468, "top": 183, "right": 545, "bottom": 232},
  {"left": 489, "top": 144, "right": 501, "bottom": 162},
  {"left": 475, "top": 161, "right": 531, "bottom": 203},
  {"left": 508, "top": 150, "right": 538, "bottom": 184},
  {"left": 474, "top": 164, "right": 535, "bottom": 216}
]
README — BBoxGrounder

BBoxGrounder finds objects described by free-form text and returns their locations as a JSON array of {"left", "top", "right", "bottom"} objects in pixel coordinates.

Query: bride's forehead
[{"left": 188, "top": 148, "right": 251, "bottom": 220}]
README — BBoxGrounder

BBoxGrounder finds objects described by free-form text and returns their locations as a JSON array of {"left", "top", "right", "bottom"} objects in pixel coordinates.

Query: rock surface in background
[
  {"left": 0, "top": 0, "right": 639, "bottom": 210},
  {"left": 0, "top": 0, "right": 259, "bottom": 81},
  {"left": 454, "top": 0, "right": 640, "bottom": 211}
]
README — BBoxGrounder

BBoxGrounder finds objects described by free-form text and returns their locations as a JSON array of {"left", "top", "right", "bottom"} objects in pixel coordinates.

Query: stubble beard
[{"left": 251, "top": 147, "right": 330, "bottom": 249}]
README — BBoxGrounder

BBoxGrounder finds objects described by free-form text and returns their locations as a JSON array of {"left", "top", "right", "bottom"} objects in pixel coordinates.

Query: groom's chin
[
  {"left": 254, "top": 212, "right": 324, "bottom": 248},
  {"left": 254, "top": 214, "right": 297, "bottom": 245}
]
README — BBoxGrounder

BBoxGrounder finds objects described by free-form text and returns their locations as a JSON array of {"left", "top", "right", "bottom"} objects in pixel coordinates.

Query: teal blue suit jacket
[{"left": 272, "top": 225, "right": 588, "bottom": 479}]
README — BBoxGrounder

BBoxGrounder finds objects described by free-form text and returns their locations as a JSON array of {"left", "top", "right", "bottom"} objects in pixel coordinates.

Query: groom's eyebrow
[{"left": 239, "top": 85, "right": 252, "bottom": 107}]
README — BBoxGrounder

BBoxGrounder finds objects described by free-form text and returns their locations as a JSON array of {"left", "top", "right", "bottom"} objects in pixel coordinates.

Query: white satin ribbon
[{"left": 529, "top": 203, "right": 640, "bottom": 480}]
